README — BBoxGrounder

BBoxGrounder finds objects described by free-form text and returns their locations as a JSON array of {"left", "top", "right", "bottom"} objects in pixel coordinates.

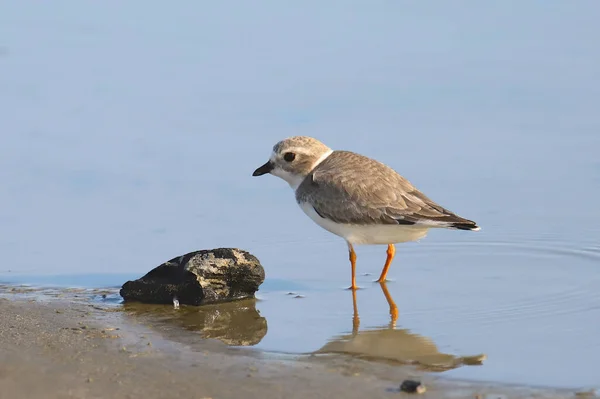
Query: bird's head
[{"left": 252, "top": 136, "right": 333, "bottom": 189}]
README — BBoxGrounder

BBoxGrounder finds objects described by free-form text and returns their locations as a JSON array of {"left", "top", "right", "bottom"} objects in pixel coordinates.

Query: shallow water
[{"left": 2, "top": 1, "right": 600, "bottom": 390}]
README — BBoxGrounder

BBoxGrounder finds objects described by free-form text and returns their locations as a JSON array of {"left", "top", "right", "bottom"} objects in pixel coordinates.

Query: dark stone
[
  {"left": 119, "top": 248, "right": 265, "bottom": 306},
  {"left": 399, "top": 380, "right": 426, "bottom": 394}
]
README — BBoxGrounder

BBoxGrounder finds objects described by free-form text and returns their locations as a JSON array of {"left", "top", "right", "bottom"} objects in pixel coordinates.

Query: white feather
[{"left": 298, "top": 201, "right": 430, "bottom": 245}]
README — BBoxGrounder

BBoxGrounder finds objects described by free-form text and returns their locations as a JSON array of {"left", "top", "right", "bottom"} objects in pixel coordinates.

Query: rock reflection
[
  {"left": 316, "top": 282, "right": 486, "bottom": 371},
  {"left": 122, "top": 298, "right": 267, "bottom": 346}
]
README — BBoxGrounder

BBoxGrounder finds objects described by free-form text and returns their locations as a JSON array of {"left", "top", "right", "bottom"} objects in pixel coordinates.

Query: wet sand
[{"left": 0, "top": 294, "right": 583, "bottom": 399}]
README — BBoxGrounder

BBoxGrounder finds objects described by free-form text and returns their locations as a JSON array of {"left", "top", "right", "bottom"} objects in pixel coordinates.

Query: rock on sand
[{"left": 120, "top": 248, "right": 265, "bottom": 306}]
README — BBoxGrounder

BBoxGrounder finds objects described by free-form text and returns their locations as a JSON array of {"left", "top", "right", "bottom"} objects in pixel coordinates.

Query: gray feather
[{"left": 295, "top": 151, "right": 478, "bottom": 229}]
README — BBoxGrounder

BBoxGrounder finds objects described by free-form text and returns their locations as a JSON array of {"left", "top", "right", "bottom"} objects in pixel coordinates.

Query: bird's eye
[{"left": 283, "top": 152, "right": 296, "bottom": 162}]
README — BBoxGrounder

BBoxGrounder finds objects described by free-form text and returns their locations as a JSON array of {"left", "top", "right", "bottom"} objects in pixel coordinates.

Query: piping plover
[{"left": 252, "top": 136, "right": 479, "bottom": 290}]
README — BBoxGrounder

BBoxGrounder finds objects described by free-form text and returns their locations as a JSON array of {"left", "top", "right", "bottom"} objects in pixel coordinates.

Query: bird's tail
[{"left": 449, "top": 220, "right": 480, "bottom": 231}]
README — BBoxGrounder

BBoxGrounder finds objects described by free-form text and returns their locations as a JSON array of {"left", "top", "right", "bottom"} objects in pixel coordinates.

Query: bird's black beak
[{"left": 252, "top": 161, "right": 274, "bottom": 176}]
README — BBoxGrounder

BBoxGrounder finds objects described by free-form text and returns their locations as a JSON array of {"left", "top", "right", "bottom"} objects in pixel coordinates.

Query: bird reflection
[
  {"left": 352, "top": 281, "right": 398, "bottom": 334},
  {"left": 318, "top": 282, "right": 486, "bottom": 371}
]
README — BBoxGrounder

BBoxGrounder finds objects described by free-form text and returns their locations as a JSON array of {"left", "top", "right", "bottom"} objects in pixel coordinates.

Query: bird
[{"left": 252, "top": 136, "right": 479, "bottom": 290}]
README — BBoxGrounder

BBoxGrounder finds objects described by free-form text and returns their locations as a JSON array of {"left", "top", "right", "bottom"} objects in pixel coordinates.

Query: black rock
[
  {"left": 120, "top": 248, "right": 265, "bottom": 306},
  {"left": 399, "top": 380, "right": 426, "bottom": 394}
]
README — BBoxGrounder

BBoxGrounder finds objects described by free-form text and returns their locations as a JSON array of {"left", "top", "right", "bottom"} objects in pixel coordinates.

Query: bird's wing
[{"left": 296, "top": 151, "right": 477, "bottom": 228}]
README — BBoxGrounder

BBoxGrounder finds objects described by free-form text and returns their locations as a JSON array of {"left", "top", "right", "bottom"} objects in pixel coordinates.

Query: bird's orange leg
[
  {"left": 379, "top": 281, "right": 399, "bottom": 326},
  {"left": 347, "top": 242, "right": 358, "bottom": 290},
  {"left": 376, "top": 244, "right": 396, "bottom": 283}
]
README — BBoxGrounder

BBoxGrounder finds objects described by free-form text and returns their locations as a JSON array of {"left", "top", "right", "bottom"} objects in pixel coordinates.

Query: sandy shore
[{"left": 0, "top": 294, "right": 584, "bottom": 399}]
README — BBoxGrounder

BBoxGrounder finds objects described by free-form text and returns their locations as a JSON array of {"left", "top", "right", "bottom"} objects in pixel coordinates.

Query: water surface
[{"left": 1, "top": 1, "right": 599, "bottom": 389}]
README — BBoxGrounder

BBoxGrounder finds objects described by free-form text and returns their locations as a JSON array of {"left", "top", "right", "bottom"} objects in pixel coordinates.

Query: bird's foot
[{"left": 374, "top": 278, "right": 390, "bottom": 283}]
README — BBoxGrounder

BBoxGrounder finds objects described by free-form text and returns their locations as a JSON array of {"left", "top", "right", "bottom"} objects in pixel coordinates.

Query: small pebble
[{"left": 400, "top": 380, "right": 426, "bottom": 394}]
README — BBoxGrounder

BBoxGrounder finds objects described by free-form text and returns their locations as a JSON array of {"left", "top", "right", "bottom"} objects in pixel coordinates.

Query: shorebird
[{"left": 252, "top": 136, "right": 479, "bottom": 290}]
